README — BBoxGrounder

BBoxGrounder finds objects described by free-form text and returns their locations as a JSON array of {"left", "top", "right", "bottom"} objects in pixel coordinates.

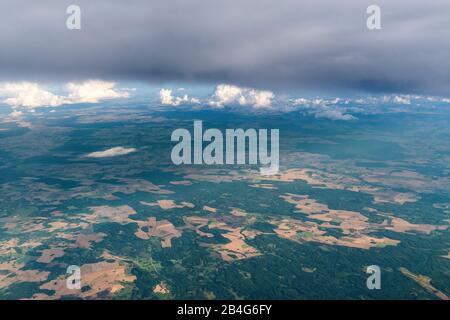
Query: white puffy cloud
[
  {"left": 383, "top": 94, "right": 426, "bottom": 105},
  {"left": 387, "top": 94, "right": 450, "bottom": 104},
  {"left": 190, "top": 97, "right": 200, "bottom": 104},
  {"left": 244, "top": 89, "right": 274, "bottom": 108},
  {"left": 160, "top": 89, "right": 174, "bottom": 105},
  {"left": 0, "top": 80, "right": 130, "bottom": 109},
  {"left": 0, "top": 82, "right": 64, "bottom": 108},
  {"left": 292, "top": 97, "right": 344, "bottom": 106},
  {"left": 393, "top": 95, "right": 411, "bottom": 105},
  {"left": 292, "top": 98, "right": 310, "bottom": 106},
  {"left": 65, "top": 80, "right": 129, "bottom": 103},
  {"left": 86, "top": 147, "right": 137, "bottom": 158},
  {"left": 313, "top": 109, "right": 356, "bottom": 121},
  {"left": 9, "top": 110, "right": 24, "bottom": 118},
  {"left": 292, "top": 96, "right": 356, "bottom": 120},
  {"left": 159, "top": 88, "right": 199, "bottom": 106},
  {"left": 209, "top": 84, "right": 274, "bottom": 108},
  {"left": 209, "top": 84, "right": 242, "bottom": 107}
]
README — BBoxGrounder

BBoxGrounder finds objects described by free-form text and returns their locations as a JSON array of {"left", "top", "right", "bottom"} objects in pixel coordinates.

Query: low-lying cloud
[
  {"left": 159, "top": 84, "right": 274, "bottom": 108},
  {"left": 208, "top": 84, "right": 274, "bottom": 108},
  {"left": 159, "top": 89, "right": 199, "bottom": 106},
  {"left": 292, "top": 97, "right": 357, "bottom": 120},
  {"left": 0, "top": 80, "right": 129, "bottom": 108},
  {"left": 65, "top": 80, "right": 129, "bottom": 104},
  {"left": 0, "top": 82, "right": 64, "bottom": 108},
  {"left": 86, "top": 147, "right": 137, "bottom": 158}
]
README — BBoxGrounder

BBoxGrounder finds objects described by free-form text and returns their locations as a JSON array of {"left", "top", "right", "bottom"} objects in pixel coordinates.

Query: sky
[{"left": 0, "top": 0, "right": 450, "bottom": 96}]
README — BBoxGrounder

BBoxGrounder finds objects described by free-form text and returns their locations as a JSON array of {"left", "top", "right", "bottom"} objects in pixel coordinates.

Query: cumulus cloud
[
  {"left": 313, "top": 109, "right": 356, "bottom": 121},
  {"left": 381, "top": 94, "right": 432, "bottom": 105},
  {"left": 0, "top": 82, "right": 64, "bottom": 108},
  {"left": 65, "top": 80, "right": 129, "bottom": 103},
  {"left": 0, "top": 80, "right": 129, "bottom": 108},
  {"left": 209, "top": 84, "right": 274, "bottom": 108},
  {"left": 292, "top": 98, "right": 310, "bottom": 106},
  {"left": 386, "top": 94, "right": 450, "bottom": 104},
  {"left": 393, "top": 96, "right": 412, "bottom": 105},
  {"left": 292, "top": 98, "right": 325, "bottom": 106},
  {"left": 160, "top": 89, "right": 174, "bottom": 105},
  {"left": 159, "top": 84, "right": 274, "bottom": 109},
  {"left": 86, "top": 147, "right": 137, "bottom": 158},
  {"left": 159, "top": 88, "right": 199, "bottom": 106},
  {"left": 190, "top": 97, "right": 201, "bottom": 104},
  {"left": 292, "top": 96, "right": 356, "bottom": 120},
  {"left": 9, "top": 110, "right": 24, "bottom": 118}
]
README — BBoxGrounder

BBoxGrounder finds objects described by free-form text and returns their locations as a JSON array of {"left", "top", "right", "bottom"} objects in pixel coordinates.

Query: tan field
[
  {"left": 141, "top": 199, "right": 195, "bottom": 210},
  {"left": 203, "top": 205, "right": 217, "bottom": 213},
  {"left": 135, "top": 217, "right": 182, "bottom": 248},
  {"left": 399, "top": 267, "right": 449, "bottom": 300},
  {"left": 32, "top": 261, "right": 136, "bottom": 300},
  {"left": 153, "top": 282, "right": 170, "bottom": 294},
  {"left": 0, "top": 260, "right": 49, "bottom": 290},
  {"left": 37, "top": 248, "right": 65, "bottom": 263}
]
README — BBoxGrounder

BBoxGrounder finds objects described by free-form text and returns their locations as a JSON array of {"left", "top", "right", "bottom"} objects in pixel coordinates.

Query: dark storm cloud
[{"left": 1, "top": 0, "right": 450, "bottom": 94}]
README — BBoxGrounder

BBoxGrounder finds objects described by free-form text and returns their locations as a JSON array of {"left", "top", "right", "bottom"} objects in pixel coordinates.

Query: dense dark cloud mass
[{"left": 0, "top": 0, "right": 449, "bottom": 94}]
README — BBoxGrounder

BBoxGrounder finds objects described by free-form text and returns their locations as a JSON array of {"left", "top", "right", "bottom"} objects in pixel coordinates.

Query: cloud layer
[{"left": 0, "top": 1, "right": 449, "bottom": 95}]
